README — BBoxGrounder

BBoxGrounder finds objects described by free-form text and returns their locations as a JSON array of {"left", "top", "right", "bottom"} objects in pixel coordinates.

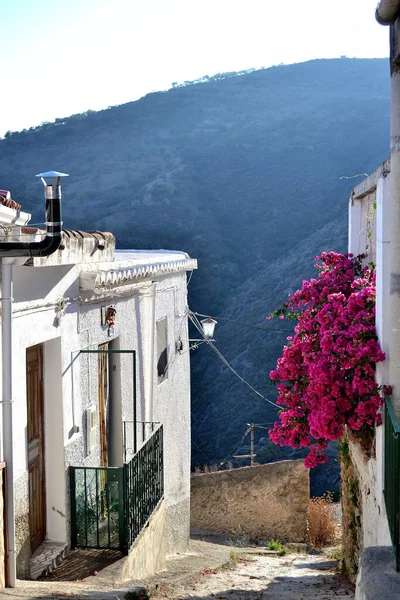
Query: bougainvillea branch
[{"left": 268, "top": 252, "right": 385, "bottom": 468}]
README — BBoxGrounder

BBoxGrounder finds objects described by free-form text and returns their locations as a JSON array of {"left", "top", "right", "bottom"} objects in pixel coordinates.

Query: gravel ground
[
  {"left": 153, "top": 552, "right": 354, "bottom": 600},
  {"left": 0, "top": 537, "right": 354, "bottom": 600}
]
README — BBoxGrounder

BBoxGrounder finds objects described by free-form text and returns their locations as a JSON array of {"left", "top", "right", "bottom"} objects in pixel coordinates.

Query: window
[{"left": 157, "top": 317, "right": 168, "bottom": 383}]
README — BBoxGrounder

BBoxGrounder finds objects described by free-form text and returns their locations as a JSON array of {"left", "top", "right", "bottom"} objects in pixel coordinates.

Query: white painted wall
[
  {"left": 3, "top": 256, "right": 192, "bottom": 570},
  {"left": 348, "top": 164, "right": 391, "bottom": 548},
  {"left": 152, "top": 275, "right": 191, "bottom": 553}
]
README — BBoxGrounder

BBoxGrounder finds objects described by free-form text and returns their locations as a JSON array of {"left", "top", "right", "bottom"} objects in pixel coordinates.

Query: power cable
[
  {"left": 208, "top": 340, "right": 280, "bottom": 408},
  {"left": 192, "top": 311, "right": 293, "bottom": 333},
  {"left": 188, "top": 312, "right": 280, "bottom": 408},
  {"left": 191, "top": 438, "right": 213, "bottom": 466},
  {"left": 220, "top": 427, "right": 251, "bottom": 467}
]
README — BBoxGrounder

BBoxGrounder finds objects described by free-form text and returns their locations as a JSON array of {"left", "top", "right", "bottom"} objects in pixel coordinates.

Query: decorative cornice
[{"left": 80, "top": 257, "right": 198, "bottom": 291}]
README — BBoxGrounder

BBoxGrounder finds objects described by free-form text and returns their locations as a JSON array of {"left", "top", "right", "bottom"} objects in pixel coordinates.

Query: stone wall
[
  {"left": 341, "top": 434, "right": 391, "bottom": 582},
  {"left": 190, "top": 460, "right": 309, "bottom": 542}
]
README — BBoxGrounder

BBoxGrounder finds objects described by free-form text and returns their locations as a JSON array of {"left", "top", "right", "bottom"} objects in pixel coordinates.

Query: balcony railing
[
  {"left": 123, "top": 420, "right": 161, "bottom": 463},
  {"left": 384, "top": 395, "right": 400, "bottom": 571},
  {"left": 70, "top": 424, "right": 164, "bottom": 553},
  {"left": 124, "top": 423, "right": 164, "bottom": 550}
]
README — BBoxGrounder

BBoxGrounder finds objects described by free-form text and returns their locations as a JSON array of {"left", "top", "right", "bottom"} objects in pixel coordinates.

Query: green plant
[
  {"left": 229, "top": 549, "right": 238, "bottom": 567},
  {"left": 266, "top": 539, "right": 287, "bottom": 555},
  {"left": 327, "top": 545, "right": 343, "bottom": 561},
  {"left": 221, "top": 549, "right": 248, "bottom": 570},
  {"left": 338, "top": 436, "right": 351, "bottom": 469}
]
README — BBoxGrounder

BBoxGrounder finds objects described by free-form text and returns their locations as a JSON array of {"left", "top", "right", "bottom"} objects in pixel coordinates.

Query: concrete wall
[
  {"left": 190, "top": 460, "right": 309, "bottom": 542},
  {"left": 153, "top": 275, "right": 191, "bottom": 555},
  {"left": 99, "top": 501, "right": 166, "bottom": 583},
  {"left": 5, "top": 260, "right": 191, "bottom": 576}
]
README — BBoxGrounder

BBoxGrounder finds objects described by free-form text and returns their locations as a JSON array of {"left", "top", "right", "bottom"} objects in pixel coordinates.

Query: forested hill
[{"left": 0, "top": 58, "right": 390, "bottom": 483}]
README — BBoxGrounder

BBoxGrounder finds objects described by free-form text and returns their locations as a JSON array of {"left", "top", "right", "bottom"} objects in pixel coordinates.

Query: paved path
[{"left": 0, "top": 540, "right": 354, "bottom": 600}]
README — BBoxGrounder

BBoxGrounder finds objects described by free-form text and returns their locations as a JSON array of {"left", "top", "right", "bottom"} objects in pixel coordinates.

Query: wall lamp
[{"left": 176, "top": 317, "right": 217, "bottom": 353}]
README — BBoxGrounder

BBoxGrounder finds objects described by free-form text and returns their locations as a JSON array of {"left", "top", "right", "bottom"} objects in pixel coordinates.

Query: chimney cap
[{"left": 36, "top": 171, "right": 69, "bottom": 178}]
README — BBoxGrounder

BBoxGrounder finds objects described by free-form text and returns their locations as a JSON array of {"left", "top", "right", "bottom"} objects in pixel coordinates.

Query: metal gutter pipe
[
  {"left": 2, "top": 257, "right": 15, "bottom": 586},
  {"left": 0, "top": 171, "right": 68, "bottom": 258},
  {"left": 376, "top": 0, "right": 400, "bottom": 25},
  {"left": 1, "top": 172, "right": 68, "bottom": 586}
]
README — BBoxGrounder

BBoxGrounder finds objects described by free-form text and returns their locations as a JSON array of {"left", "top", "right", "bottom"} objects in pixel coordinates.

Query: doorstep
[{"left": 30, "top": 540, "right": 69, "bottom": 580}]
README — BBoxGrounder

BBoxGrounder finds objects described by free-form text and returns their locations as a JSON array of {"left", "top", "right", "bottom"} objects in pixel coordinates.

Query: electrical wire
[
  {"left": 188, "top": 312, "right": 280, "bottom": 408},
  {"left": 192, "top": 311, "right": 293, "bottom": 333},
  {"left": 219, "top": 427, "right": 251, "bottom": 467},
  {"left": 209, "top": 340, "right": 280, "bottom": 408},
  {"left": 191, "top": 438, "right": 213, "bottom": 466}
]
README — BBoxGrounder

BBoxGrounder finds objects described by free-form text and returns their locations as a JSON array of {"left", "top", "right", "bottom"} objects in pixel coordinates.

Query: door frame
[
  {"left": 80, "top": 349, "right": 137, "bottom": 453},
  {"left": 26, "top": 343, "right": 46, "bottom": 553}
]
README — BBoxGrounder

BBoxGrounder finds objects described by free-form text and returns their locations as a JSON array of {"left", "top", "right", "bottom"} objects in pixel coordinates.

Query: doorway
[{"left": 26, "top": 344, "right": 46, "bottom": 553}]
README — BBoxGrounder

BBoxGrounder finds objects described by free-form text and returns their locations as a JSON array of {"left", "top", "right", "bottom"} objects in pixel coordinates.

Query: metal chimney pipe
[{"left": 0, "top": 171, "right": 67, "bottom": 257}]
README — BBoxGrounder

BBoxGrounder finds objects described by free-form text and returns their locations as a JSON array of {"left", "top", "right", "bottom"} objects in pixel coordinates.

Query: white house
[{"left": 0, "top": 175, "right": 197, "bottom": 585}]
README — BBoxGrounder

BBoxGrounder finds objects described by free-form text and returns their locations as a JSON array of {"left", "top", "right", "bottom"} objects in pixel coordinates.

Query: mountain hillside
[{"left": 0, "top": 58, "right": 390, "bottom": 489}]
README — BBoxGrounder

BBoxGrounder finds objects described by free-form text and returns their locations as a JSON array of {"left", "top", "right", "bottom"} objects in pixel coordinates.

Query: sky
[{"left": 0, "top": 0, "right": 390, "bottom": 136}]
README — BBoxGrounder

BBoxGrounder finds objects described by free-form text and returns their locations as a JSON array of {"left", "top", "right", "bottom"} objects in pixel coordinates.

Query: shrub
[
  {"left": 266, "top": 538, "right": 287, "bottom": 555},
  {"left": 268, "top": 252, "right": 385, "bottom": 467},
  {"left": 308, "top": 493, "right": 336, "bottom": 547}
]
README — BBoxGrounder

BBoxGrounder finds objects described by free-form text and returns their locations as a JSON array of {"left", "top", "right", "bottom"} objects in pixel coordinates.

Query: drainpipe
[
  {"left": 148, "top": 284, "right": 156, "bottom": 425},
  {"left": 0, "top": 171, "right": 67, "bottom": 587},
  {"left": 376, "top": 0, "right": 400, "bottom": 25}
]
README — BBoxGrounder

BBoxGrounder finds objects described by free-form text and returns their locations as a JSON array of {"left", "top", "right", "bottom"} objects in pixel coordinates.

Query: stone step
[{"left": 30, "top": 541, "right": 69, "bottom": 580}]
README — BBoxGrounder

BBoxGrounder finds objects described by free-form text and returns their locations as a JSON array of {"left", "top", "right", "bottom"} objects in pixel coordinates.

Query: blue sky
[{"left": 0, "top": 0, "right": 390, "bottom": 136}]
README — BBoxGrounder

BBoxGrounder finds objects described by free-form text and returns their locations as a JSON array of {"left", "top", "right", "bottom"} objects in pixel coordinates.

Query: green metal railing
[
  {"left": 384, "top": 395, "right": 400, "bottom": 571},
  {"left": 70, "top": 424, "right": 163, "bottom": 553},
  {"left": 124, "top": 424, "right": 164, "bottom": 550},
  {"left": 70, "top": 466, "right": 125, "bottom": 550},
  {"left": 123, "top": 420, "right": 161, "bottom": 463}
]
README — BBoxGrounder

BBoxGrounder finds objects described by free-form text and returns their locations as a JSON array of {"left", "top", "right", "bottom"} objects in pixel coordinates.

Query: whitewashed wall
[
  {"left": 348, "top": 162, "right": 391, "bottom": 549},
  {"left": 6, "top": 261, "right": 191, "bottom": 576}
]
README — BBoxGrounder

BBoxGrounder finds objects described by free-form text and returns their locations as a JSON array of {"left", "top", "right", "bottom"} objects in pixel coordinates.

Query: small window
[{"left": 157, "top": 317, "right": 168, "bottom": 383}]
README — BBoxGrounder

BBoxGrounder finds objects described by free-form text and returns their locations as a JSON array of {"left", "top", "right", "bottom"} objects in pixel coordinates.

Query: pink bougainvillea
[{"left": 268, "top": 252, "right": 385, "bottom": 468}]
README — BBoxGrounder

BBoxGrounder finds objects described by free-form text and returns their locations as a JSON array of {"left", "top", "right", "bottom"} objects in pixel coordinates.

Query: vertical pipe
[
  {"left": 148, "top": 285, "right": 156, "bottom": 425},
  {"left": 137, "top": 285, "right": 156, "bottom": 441},
  {"left": 123, "top": 421, "right": 126, "bottom": 464},
  {"left": 2, "top": 258, "right": 15, "bottom": 587}
]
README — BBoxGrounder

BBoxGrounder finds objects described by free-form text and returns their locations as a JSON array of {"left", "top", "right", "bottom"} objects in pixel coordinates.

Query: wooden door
[
  {"left": 26, "top": 345, "right": 46, "bottom": 553},
  {"left": 98, "top": 343, "right": 109, "bottom": 467}
]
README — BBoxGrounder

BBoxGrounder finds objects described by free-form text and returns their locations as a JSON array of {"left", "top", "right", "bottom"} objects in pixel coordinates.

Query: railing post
[
  {"left": 117, "top": 467, "right": 126, "bottom": 552},
  {"left": 123, "top": 421, "right": 126, "bottom": 464},
  {"left": 70, "top": 467, "right": 77, "bottom": 548}
]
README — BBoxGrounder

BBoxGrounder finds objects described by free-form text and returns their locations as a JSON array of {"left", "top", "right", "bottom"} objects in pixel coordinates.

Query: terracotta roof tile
[{"left": 0, "top": 190, "right": 21, "bottom": 211}]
